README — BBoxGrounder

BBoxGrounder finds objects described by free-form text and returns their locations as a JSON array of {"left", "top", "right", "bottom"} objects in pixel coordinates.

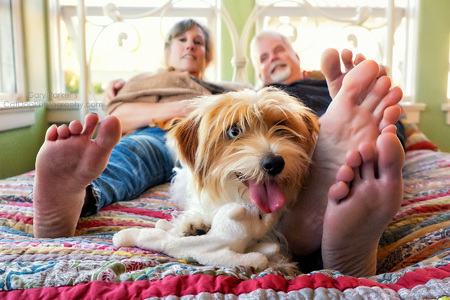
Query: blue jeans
[{"left": 82, "top": 126, "right": 174, "bottom": 216}]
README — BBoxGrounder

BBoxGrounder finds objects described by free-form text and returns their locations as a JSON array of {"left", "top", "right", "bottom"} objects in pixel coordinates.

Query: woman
[{"left": 104, "top": 19, "right": 229, "bottom": 133}]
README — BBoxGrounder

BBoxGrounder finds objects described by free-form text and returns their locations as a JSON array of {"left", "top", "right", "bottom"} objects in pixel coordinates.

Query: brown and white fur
[{"left": 167, "top": 87, "right": 319, "bottom": 236}]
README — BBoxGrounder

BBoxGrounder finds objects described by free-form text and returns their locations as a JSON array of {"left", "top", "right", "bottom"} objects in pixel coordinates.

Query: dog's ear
[
  {"left": 169, "top": 118, "right": 200, "bottom": 170},
  {"left": 303, "top": 110, "right": 320, "bottom": 137},
  {"left": 300, "top": 110, "right": 320, "bottom": 154}
]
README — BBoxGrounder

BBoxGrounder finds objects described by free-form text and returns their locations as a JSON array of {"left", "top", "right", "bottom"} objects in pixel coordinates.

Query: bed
[
  {"left": 2, "top": 1, "right": 449, "bottom": 298},
  {"left": 0, "top": 121, "right": 449, "bottom": 299}
]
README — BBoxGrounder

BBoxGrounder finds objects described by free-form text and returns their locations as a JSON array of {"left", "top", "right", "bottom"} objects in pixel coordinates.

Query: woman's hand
[{"left": 103, "top": 79, "right": 126, "bottom": 107}]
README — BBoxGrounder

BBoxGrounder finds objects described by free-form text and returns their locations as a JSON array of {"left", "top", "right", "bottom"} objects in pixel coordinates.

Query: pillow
[{"left": 402, "top": 120, "right": 438, "bottom": 151}]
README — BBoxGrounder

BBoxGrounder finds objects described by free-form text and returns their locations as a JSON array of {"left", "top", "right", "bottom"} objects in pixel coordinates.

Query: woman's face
[{"left": 166, "top": 25, "right": 208, "bottom": 79}]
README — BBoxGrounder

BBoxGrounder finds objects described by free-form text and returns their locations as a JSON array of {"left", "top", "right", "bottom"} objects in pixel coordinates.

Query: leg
[
  {"left": 322, "top": 131, "right": 404, "bottom": 277},
  {"left": 33, "top": 114, "right": 121, "bottom": 238},
  {"left": 279, "top": 59, "right": 403, "bottom": 256},
  {"left": 88, "top": 126, "right": 174, "bottom": 214}
]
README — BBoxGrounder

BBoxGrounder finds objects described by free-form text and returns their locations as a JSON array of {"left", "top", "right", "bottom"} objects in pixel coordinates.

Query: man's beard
[{"left": 270, "top": 64, "right": 291, "bottom": 83}]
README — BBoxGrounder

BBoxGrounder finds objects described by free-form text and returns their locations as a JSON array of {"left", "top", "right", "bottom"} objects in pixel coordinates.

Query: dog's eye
[
  {"left": 274, "top": 121, "right": 289, "bottom": 135},
  {"left": 227, "top": 125, "right": 242, "bottom": 139},
  {"left": 258, "top": 213, "right": 263, "bottom": 220}
]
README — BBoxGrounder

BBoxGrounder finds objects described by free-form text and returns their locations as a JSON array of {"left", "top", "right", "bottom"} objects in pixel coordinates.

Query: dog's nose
[{"left": 261, "top": 154, "right": 285, "bottom": 176}]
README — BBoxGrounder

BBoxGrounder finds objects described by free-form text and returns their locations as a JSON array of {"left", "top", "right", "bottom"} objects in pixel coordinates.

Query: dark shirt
[
  {"left": 268, "top": 78, "right": 406, "bottom": 150},
  {"left": 269, "top": 79, "right": 331, "bottom": 117}
]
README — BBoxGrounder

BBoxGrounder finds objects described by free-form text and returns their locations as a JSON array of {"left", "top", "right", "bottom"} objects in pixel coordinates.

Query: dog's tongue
[{"left": 248, "top": 180, "right": 285, "bottom": 213}]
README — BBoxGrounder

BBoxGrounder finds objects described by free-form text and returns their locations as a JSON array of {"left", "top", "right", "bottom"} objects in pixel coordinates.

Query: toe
[
  {"left": 321, "top": 48, "right": 342, "bottom": 80},
  {"left": 328, "top": 181, "right": 350, "bottom": 203},
  {"left": 376, "top": 132, "right": 405, "bottom": 179},
  {"left": 341, "top": 60, "right": 379, "bottom": 104},
  {"left": 341, "top": 49, "right": 354, "bottom": 71},
  {"left": 57, "top": 124, "right": 70, "bottom": 139},
  {"left": 354, "top": 53, "right": 366, "bottom": 65},
  {"left": 374, "top": 132, "right": 405, "bottom": 214},
  {"left": 81, "top": 113, "right": 100, "bottom": 138},
  {"left": 358, "top": 143, "right": 377, "bottom": 179},
  {"left": 45, "top": 125, "right": 58, "bottom": 141},
  {"left": 379, "top": 106, "right": 401, "bottom": 131},
  {"left": 378, "top": 65, "right": 388, "bottom": 77},
  {"left": 69, "top": 120, "right": 83, "bottom": 135},
  {"left": 95, "top": 115, "right": 122, "bottom": 151},
  {"left": 336, "top": 164, "right": 354, "bottom": 182},
  {"left": 346, "top": 149, "right": 362, "bottom": 168},
  {"left": 362, "top": 76, "right": 391, "bottom": 114},
  {"left": 381, "top": 124, "right": 398, "bottom": 135}
]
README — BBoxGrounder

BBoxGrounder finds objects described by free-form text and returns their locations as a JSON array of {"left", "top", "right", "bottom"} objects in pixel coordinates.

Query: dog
[{"left": 166, "top": 87, "right": 319, "bottom": 236}]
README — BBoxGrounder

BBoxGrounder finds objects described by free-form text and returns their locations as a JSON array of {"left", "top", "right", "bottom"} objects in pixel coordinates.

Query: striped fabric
[{"left": 0, "top": 148, "right": 449, "bottom": 299}]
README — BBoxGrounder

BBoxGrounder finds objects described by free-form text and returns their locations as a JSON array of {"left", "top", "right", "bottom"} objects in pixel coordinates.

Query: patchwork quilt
[{"left": 0, "top": 136, "right": 449, "bottom": 298}]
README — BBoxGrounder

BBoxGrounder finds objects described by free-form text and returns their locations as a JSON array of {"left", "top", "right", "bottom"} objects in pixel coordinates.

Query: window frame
[
  {"left": 48, "top": 1, "right": 220, "bottom": 99},
  {"left": 0, "top": 0, "right": 37, "bottom": 132},
  {"left": 253, "top": 0, "right": 424, "bottom": 122},
  {"left": 254, "top": 3, "right": 409, "bottom": 89}
]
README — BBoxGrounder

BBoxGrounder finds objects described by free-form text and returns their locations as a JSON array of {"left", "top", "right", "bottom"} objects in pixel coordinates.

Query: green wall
[
  {"left": 0, "top": 1, "right": 48, "bottom": 179},
  {"left": 415, "top": 0, "right": 450, "bottom": 152},
  {"left": 221, "top": 0, "right": 255, "bottom": 84},
  {"left": 0, "top": 109, "right": 46, "bottom": 179}
]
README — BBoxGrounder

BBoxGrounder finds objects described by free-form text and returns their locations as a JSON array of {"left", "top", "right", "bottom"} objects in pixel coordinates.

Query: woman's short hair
[{"left": 164, "top": 19, "right": 214, "bottom": 66}]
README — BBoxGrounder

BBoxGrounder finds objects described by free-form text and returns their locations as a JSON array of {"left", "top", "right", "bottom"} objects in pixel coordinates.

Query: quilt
[{"left": 0, "top": 131, "right": 449, "bottom": 299}]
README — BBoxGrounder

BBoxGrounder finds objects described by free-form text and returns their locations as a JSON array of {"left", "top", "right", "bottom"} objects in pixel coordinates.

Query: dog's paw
[
  {"left": 180, "top": 219, "right": 211, "bottom": 236},
  {"left": 172, "top": 211, "right": 211, "bottom": 236},
  {"left": 113, "top": 228, "right": 141, "bottom": 247},
  {"left": 242, "top": 252, "right": 269, "bottom": 269},
  {"left": 187, "top": 222, "right": 210, "bottom": 236},
  {"left": 247, "top": 242, "right": 280, "bottom": 258},
  {"left": 155, "top": 219, "right": 175, "bottom": 231}
]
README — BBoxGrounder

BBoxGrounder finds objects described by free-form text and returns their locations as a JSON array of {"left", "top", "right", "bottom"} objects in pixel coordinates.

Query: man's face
[{"left": 255, "top": 36, "right": 302, "bottom": 85}]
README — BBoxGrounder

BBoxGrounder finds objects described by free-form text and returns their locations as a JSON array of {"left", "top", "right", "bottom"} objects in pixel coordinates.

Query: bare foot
[
  {"left": 279, "top": 59, "right": 403, "bottom": 256},
  {"left": 33, "top": 114, "right": 121, "bottom": 238},
  {"left": 321, "top": 48, "right": 387, "bottom": 99},
  {"left": 322, "top": 131, "right": 404, "bottom": 277}
]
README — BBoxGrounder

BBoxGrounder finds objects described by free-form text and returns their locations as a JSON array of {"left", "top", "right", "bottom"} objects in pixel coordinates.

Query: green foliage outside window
[{"left": 65, "top": 70, "right": 104, "bottom": 95}]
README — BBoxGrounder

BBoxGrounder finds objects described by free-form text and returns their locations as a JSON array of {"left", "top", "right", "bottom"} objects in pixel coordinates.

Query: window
[
  {"left": 49, "top": 0, "right": 219, "bottom": 104},
  {"left": 254, "top": 0, "right": 416, "bottom": 99},
  {"left": 48, "top": 1, "right": 420, "bottom": 110},
  {"left": 0, "top": 0, "right": 25, "bottom": 104},
  {"left": 0, "top": 0, "right": 35, "bottom": 132}
]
